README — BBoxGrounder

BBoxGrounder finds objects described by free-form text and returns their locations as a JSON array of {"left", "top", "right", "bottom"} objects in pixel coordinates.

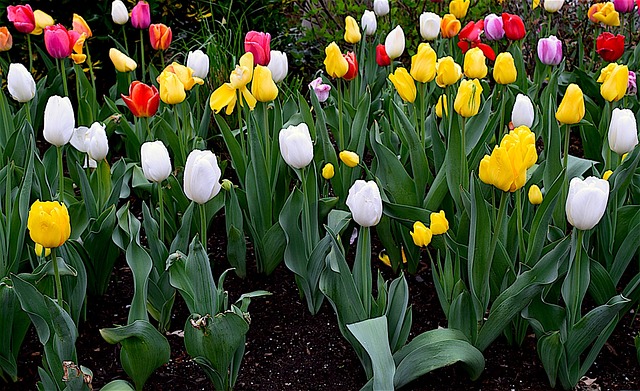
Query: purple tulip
[
  {"left": 537, "top": 35, "right": 563, "bottom": 66},
  {"left": 614, "top": 0, "right": 634, "bottom": 13},
  {"left": 309, "top": 77, "right": 331, "bottom": 103},
  {"left": 484, "top": 14, "right": 504, "bottom": 41},
  {"left": 627, "top": 71, "right": 637, "bottom": 95}
]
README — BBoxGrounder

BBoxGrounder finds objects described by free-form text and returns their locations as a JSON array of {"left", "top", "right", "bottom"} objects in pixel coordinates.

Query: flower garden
[{"left": 1, "top": 0, "right": 640, "bottom": 389}]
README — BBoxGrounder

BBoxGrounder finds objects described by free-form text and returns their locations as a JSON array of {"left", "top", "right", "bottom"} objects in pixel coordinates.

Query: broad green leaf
[{"left": 347, "top": 316, "right": 395, "bottom": 391}]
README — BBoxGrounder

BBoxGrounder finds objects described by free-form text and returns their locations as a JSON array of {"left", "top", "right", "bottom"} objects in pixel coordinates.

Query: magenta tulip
[
  {"left": 7, "top": 4, "right": 35, "bottom": 34},
  {"left": 131, "top": 1, "right": 151, "bottom": 29},
  {"left": 44, "top": 24, "right": 73, "bottom": 59},
  {"left": 244, "top": 31, "right": 271, "bottom": 66}
]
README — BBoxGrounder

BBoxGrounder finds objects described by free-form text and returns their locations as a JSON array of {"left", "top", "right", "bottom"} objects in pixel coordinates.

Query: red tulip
[
  {"left": 121, "top": 81, "right": 160, "bottom": 117},
  {"left": 376, "top": 44, "right": 390, "bottom": 66},
  {"left": 244, "top": 31, "right": 271, "bottom": 66},
  {"left": 7, "top": 4, "right": 35, "bottom": 34},
  {"left": 596, "top": 32, "right": 625, "bottom": 62},
  {"left": 459, "top": 20, "right": 484, "bottom": 43},
  {"left": 149, "top": 23, "right": 172, "bottom": 50},
  {"left": 342, "top": 52, "right": 358, "bottom": 80},
  {"left": 44, "top": 24, "right": 74, "bottom": 59},
  {"left": 501, "top": 13, "right": 525, "bottom": 41},
  {"left": 457, "top": 41, "right": 496, "bottom": 61},
  {"left": 131, "top": 1, "right": 151, "bottom": 29}
]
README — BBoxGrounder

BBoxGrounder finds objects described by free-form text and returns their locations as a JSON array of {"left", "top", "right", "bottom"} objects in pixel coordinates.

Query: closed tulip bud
[
  {"left": 450, "top": 0, "right": 470, "bottom": 19},
  {"left": 27, "top": 201, "right": 71, "bottom": 249},
  {"left": 373, "top": 0, "right": 389, "bottom": 16},
  {"left": 342, "top": 52, "right": 358, "bottom": 81},
  {"left": 324, "top": 42, "right": 349, "bottom": 78},
  {"left": 35, "top": 243, "right": 51, "bottom": 257},
  {"left": 389, "top": 67, "right": 417, "bottom": 103},
  {"left": 86, "top": 122, "right": 109, "bottom": 161},
  {"left": 410, "top": 43, "right": 437, "bottom": 83},
  {"left": 31, "top": 10, "right": 54, "bottom": 35},
  {"left": 430, "top": 210, "right": 449, "bottom": 235},
  {"left": 44, "top": 96, "right": 75, "bottom": 147},
  {"left": 592, "top": 2, "right": 620, "bottom": 26},
  {"left": 463, "top": 47, "right": 487, "bottom": 79},
  {"left": 109, "top": 48, "right": 137, "bottom": 72},
  {"left": 112, "top": 0, "right": 129, "bottom": 25},
  {"left": 441, "top": 14, "right": 461, "bottom": 38},
  {"left": 614, "top": 0, "right": 635, "bottom": 12},
  {"left": 537, "top": 35, "right": 563, "bottom": 65},
  {"left": 603, "top": 170, "right": 614, "bottom": 180},
  {"left": 511, "top": 94, "right": 535, "bottom": 128},
  {"left": 454, "top": 79, "right": 483, "bottom": 118},
  {"left": 608, "top": 108, "right": 639, "bottom": 154},
  {"left": 44, "top": 24, "right": 73, "bottom": 59},
  {"left": 184, "top": 150, "right": 222, "bottom": 204},
  {"left": 344, "top": 16, "right": 361, "bottom": 43},
  {"left": 141, "top": 141, "right": 172, "bottom": 183},
  {"left": 187, "top": 50, "right": 210, "bottom": 79},
  {"left": 221, "top": 179, "right": 233, "bottom": 191},
  {"left": 0, "top": 27, "right": 12, "bottom": 51},
  {"left": 149, "top": 23, "right": 172, "bottom": 50},
  {"left": 156, "top": 70, "right": 186, "bottom": 104},
  {"left": 435, "top": 94, "right": 448, "bottom": 118},
  {"left": 309, "top": 77, "right": 331, "bottom": 103},
  {"left": 555, "top": 84, "right": 585, "bottom": 124},
  {"left": 346, "top": 180, "right": 383, "bottom": 227},
  {"left": 376, "top": 44, "right": 391, "bottom": 66},
  {"left": 596, "top": 32, "right": 625, "bottom": 62},
  {"left": 131, "top": 1, "right": 151, "bottom": 29},
  {"left": 7, "top": 5, "right": 35, "bottom": 34},
  {"left": 484, "top": 14, "right": 504, "bottom": 40},
  {"left": 385, "top": 26, "right": 405, "bottom": 59},
  {"left": 122, "top": 81, "right": 160, "bottom": 118},
  {"left": 528, "top": 185, "right": 543, "bottom": 205},
  {"left": 627, "top": 71, "right": 637, "bottom": 95},
  {"left": 267, "top": 51, "right": 288, "bottom": 83},
  {"left": 7, "top": 63, "right": 36, "bottom": 103},
  {"left": 411, "top": 221, "right": 432, "bottom": 247},
  {"left": 598, "top": 63, "right": 629, "bottom": 102},
  {"left": 252, "top": 65, "right": 279, "bottom": 102},
  {"left": 420, "top": 12, "right": 441, "bottom": 40},
  {"left": 566, "top": 176, "right": 609, "bottom": 230},
  {"left": 493, "top": 52, "right": 517, "bottom": 84},
  {"left": 72, "top": 14, "right": 92, "bottom": 38},
  {"left": 435, "top": 56, "right": 462, "bottom": 88},
  {"left": 339, "top": 150, "right": 360, "bottom": 167},
  {"left": 544, "top": 0, "right": 565, "bottom": 12},
  {"left": 322, "top": 163, "right": 334, "bottom": 179},
  {"left": 361, "top": 10, "right": 377, "bottom": 36},
  {"left": 245, "top": 31, "right": 271, "bottom": 66},
  {"left": 502, "top": 13, "right": 526, "bottom": 40},
  {"left": 279, "top": 123, "right": 314, "bottom": 169}
]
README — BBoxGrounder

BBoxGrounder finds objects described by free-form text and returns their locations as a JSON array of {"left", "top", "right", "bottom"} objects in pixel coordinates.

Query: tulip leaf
[
  {"left": 468, "top": 175, "right": 492, "bottom": 320},
  {"left": 588, "top": 260, "right": 616, "bottom": 305},
  {"left": 101, "top": 380, "right": 135, "bottom": 391},
  {"left": 81, "top": 206, "right": 119, "bottom": 296},
  {"left": 537, "top": 331, "right": 563, "bottom": 387},
  {"left": 215, "top": 114, "right": 246, "bottom": 188},
  {"left": 347, "top": 316, "right": 395, "bottom": 391},
  {"left": 371, "top": 125, "right": 417, "bottom": 206},
  {"left": 385, "top": 275, "right": 411, "bottom": 353}
]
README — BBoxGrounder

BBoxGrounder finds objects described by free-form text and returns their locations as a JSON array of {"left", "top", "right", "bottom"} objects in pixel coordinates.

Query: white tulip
[
  {"left": 267, "top": 51, "right": 288, "bottom": 83},
  {"left": 279, "top": 123, "right": 314, "bottom": 169},
  {"left": 511, "top": 94, "right": 535, "bottom": 128},
  {"left": 44, "top": 96, "right": 75, "bottom": 147},
  {"left": 184, "top": 150, "right": 222, "bottom": 204},
  {"left": 544, "top": 0, "right": 565, "bottom": 13},
  {"left": 111, "top": 0, "right": 129, "bottom": 25},
  {"left": 7, "top": 63, "right": 36, "bottom": 103},
  {"left": 608, "top": 108, "right": 638, "bottom": 155},
  {"left": 566, "top": 176, "right": 609, "bottom": 230},
  {"left": 71, "top": 123, "right": 109, "bottom": 161},
  {"left": 384, "top": 26, "right": 405, "bottom": 60},
  {"left": 141, "top": 141, "right": 172, "bottom": 183},
  {"left": 346, "top": 180, "right": 383, "bottom": 227},
  {"left": 361, "top": 10, "right": 377, "bottom": 36},
  {"left": 420, "top": 12, "right": 441, "bottom": 41},
  {"left": 186, "top": 49, "right": 210, "bottom": 79},
  {"left": 373, "top": 0, "right": 389, "bottom": 16}
]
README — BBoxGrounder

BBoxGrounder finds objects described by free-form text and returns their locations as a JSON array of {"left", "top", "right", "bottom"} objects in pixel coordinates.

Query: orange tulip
[
  {"left": 149, "top": 23, "right": 172, "bottom": 50},
  {"left": 0, "top": 27, "right": 12, "bottom": 52},
  {"left": 441, "top": 14, "right": 461, "bottom": 38}
]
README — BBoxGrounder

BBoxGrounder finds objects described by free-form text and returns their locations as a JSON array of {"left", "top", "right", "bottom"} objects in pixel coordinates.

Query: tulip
[
  {"left": 502, "top": 13, "right": 525, "bottom": 40},
  {"left": 420, "top": 12, "right": 441, "bottom": 40},
  {"left": 72, "top": 14, "right": 92, "bottom": 38},
  {"left": 141, "top": 141, "right": 172, "bottom": 183},
  {"left": 596, "top": 32, "right": 625, "bottom": 62},
  {"left": 85, "top": 122, "right": 109, "bottom": 161},
  {"left": 483, "top": 14, "right": 504, "bottom": 41},
  {"left": 435, "top": 94, "right": 448, "bottom": 118},
  {"left": 411, "top": 43, "right": 437, "bottom": 83},
  {"left": 157, "top": 70, "right": 186, "bottom": 104},
  {"left": 454, "top": 79, "right": 483, "bottom": 118},
  {"left": 112, "top": 0, "right": 129, "bottom": 25},
  {"left": 121, "top": 81, "right": 160, "bottom": 118},
  {"left": 373, "top": 0, "right": 389, "bottom": 16},
  {"left": 44, "top": 24, "right": 73, "bottom": 59},
  {"left": 267, "top": 51, "right": 288, "bottom": 82},
  {"left": 339, "top": 150, "right": 360, "bottom": 167},
  {"left": 592, "top": 2, "right": 620, "bottom": 26},
  {"left": 68, "top": 30, "right": 87, "bottom": 64},
  {"left": 430, "top": 211, "right": 449, "bottom": 235},
  {"left": 493, "top": 52, "right": 517, "bottom": 84},
  {"left": 7, "top": 63, "right": 36, "bottom": 103},
  {"left": 411, "top": 221, "right": 432, "bottom": 247},
  {"left": 597, "top": 63, "right": 629, "bottom": 102},
  {"left": 35, "top": 243, "right": 51, "bottom": 257},
  {"left": 537, "top": 36, "right": 563, "bottom": 66},
  {"left": 361, "top": 10, "right": 377, "bottom": 36},
  {"left": 279, "top": 123, "right": 314, "bottom": 169},
  {"left": 131, "top": 1, "right": 151, "bottom": 29},
  {"left": 109, "top": 48, "right": 137, "bottom": 72},
  {"left": 463, "top": 47, "right": 487, "bottom": 79},
  {"left": 0, "top": 27, "right": 12, "bottom": 51},
  {"left": 309, "top": 77, "right": 331, "bottom": 103},
  {"left": 184, "top": 150, "right": 222, "bottom": 204},
  {"left": 252, "top": 65, "right": 279, "bottom": 102},
  {"left": 608, "top": 108, "right": 639, "bottom": 154},
  {"left": 210, "top": 52, "right": 257, "bottom": 114},
  {"left": 344, "top": 16, "right": 361, "bottom": 44},
  {"left": 385, "top": 26, "right": 405, "bottom": 59},
  {"left": 627, "top": 71, "right": 637, "bottom": 95},
  {"left": 450, "top": 0, "right": 470, "bottom": 19},
  {"left": 511, "top": 94, "right": 535, "bottom": 128},
  {"left": 458, "top": 20, "right": 483, "bottom": 43},
  {"left": 161, "top": 62, "right": 204, "bottom": 91},
  {"left": 389, "top": 67, "right": 417, "bottom": 103},
  {"left": 534, "top": 0, "right": 541, "bottom": 8},
  {"left": 322, "top": 163, "right": 334, "bottom": 179},
  {"left": 603, "top": 170, "right": 614, "bottom": 180},
  {"left": 342, "top": 52, "right": 359, "bottom": 81},
  {"left": 324, "top": 42, "right": 349, "bottom": 78},
  {"left": 614, "top": 0, "right": 635, "bottom": 12},
  {"left": 544, "top": 0, "right": 564, "bottom": 12},
  {"left": 44, "top": 96, "right": 75, "bottom": 147},
  {"left": 566, "top": 177, "right": 610, "bottom": 230},
  {"left": 376, "top": 44, "right": 391, "bottom": 66},
  {"left": 31, "top": 10, "right": 54, "bottom": 35},
  {"left": 245, "top": 31, "right": 271, "bottom": 66},
  {"left": 528, "top": 185, "right": 543, "bottom": 205},
  {"left": 149, "top": 23, "right": 172, "bottom": 50},
  {"left": 441, "top": 14, "right": 461, "bottom": 38},
  {"left": 7, "top": 5, "right": 35, "bottom": 34},
  {"left": 588, "top": 3, "right": 605, "bottom": 21},
  {"left": 346, "top": 180, "right": 383, "bottom": 227},
  {"left": 435, "top": 57, "right": 462, "bottom": 88},
  {"left": 555, "top": 84, "right": 585, "bottom": 124},
  {"left": 187, "top": 49, "right": 210, "bottom": 79},
  {"left": 27, "top": 200, "right": 71, "bottom": 249}
]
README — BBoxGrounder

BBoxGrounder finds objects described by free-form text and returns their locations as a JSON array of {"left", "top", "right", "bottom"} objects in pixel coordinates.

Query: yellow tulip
[
  {"left": 157, "top": 70, "right": 186, "bottom": 104},
  {"left": 528, "top": 184, "right": 543, "bottom": 205},
  {"left": 324, "top": 42, "right": 349, "bottom": 79},
  {"left": 31, "top": 10, "right": 54, "bottom": 35},
  {"left": 501, "top": 126, "right": 538, "bottom": 169},
  {"left": 388, "top": 67, "right": 417, "bottom": 103},
  {"left": 493, "top": 52, "right": 517, "bottom": 85},
  {"left": 71, "top": 32, "right": 87, "bottom": 65},
  {"left": 597, "top": 63, "right": 628, "bottom": 102},
  {"left": 435, "top": 94, "right": 448, "bottom": 118},
  {"left": 430, "top": 211, "right": 449, "bottom": 235},
  {"left": 344, "top": 16, "right": 361, "bottom": 44},
  {"left": 410, "top": 43, "right": 437, "bottom": 83},
  {"left": 533, "top": 0, "right": 540, "bottom": 9},
  {"left": 449, "top": 0, "right": 470, "bottom": 19},
  {"left": 322, "top": 163, "right": 335, "bottom": 179},
  {"left": 464, "top": 47, "right": 487, "bottom": 79},
  {"left": 410, "top": 221, "right": 432, "bottom": 247},
  {"left": 35, "top": 243, "right": 51, "bottom": 257},
  {"left": 339, "top": 150, "right": 360, "bottom": 167},
  {"left": 435, "top": 57, "right": 462, "bottom": 88},
  {"left": 555, "top": 83, "right": 585, "bottom": 125},
  {"left": 454, "top": 79, "right": 483, "bottom": 118},
  {"left": 251, "top": 65, "right": 279, "bottom": 102},
  {"left": 163, "top": 62, "right": 204, "bottom": 91},
  {"left": 109, "top": 48, "right": 137, "bottom": 72},
  {"left": 27, "top": 200, "right": 71, "bottom": 249},
  {"left": 592, "top": 2, "right": 620, "bottom": 26},
  {"left": 210, "top": 52, "right": 257, "bottom": 114}
]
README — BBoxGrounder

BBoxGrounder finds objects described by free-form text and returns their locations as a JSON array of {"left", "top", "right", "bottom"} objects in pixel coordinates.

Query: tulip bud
[
  {"left": 603, "top": 170, "right": 613, "bottom": 180},
  {"left": 389, "top": 67, "right": 417, "bottom": 103},
  {"left": 267, "top": 51, "right": 288, "bottom": 83},
  {"left": 339, "top": 150, "right": 360, "bottom": 167},
  {"left": 537, "top": 35, "right": 563, "bottom": 65},
  {"left": 44, "top": 24, "right": 73, "bottom": 59},
  {"left": 131, "top": 1, "right": 151, "bottom": 29},
  {"left": 544, "top": 0, "right": 565, "bottom": 12},
  {"left": 454, "top": 79, "right": 483, "bottom": 118},
  {"left": 31, "top": 10, "right": 54, "bottom": 35},
  {"left": 511, "top": 94, "right": 535, "bottom": 128},
  {"left": 420, "top": 12, "right": 441, "bottom": 40},
  {"left": 376, "top": 44, "right": 390, "bottom": 66},
  {"left": 109, "top": 48, "right": 138, "bottom": 72},
  {"left": 344, "top": 16, "right": 361, "bottom": 43},
  {"left": 252, "top": 65, "right": 279, "bottom": 102},
  {"left": 7, "top": 63, "right": 36, "bottom": 103},
  {"left": 597, "top": 63, "right": 628, "bottom": 102},
  {"left": 0, "top": 27, "right": 12, "bottom": 51},
  {"left": 430, "top": 210, "right": 449, "bottom": 235},
  {"left": 361, "top": 10, "right": 377, "bottom": 36},
  {"left": 44, "top": 96, "right": 75, "bottom": 147},
  {"left": 384, "top": 26, "right": 405, "bottom": 60},
  {"left": 463, "top": 47, "right": 487, "bottom": 79},
  {"left": 411, "top": 221, "right": 432, "bottom": 247},
  {"left": 614, "top": 0, "right": 634, "bottom": 12},
  {"left": 184, "top": 150, "right": 222, "bottom": 204},
  {"left": 435, "top": 94, "right": 448, "bottom": 118},
  {"left": 528, "top": 185, "right": 543, "bottom": 205},
  {"left": 450, "top": 0, "right": 470, "bottom": 19},
  {"left": 245, "top": 31, "right": 271, "bottom": 66},
  {"left": 440, "top": 14, "right": 461, "bottom": 38},
  {"left": 373, "top": 0, "right": 389, "bottom": 16},
  {"left": 324, "top": 42, "right": 349, "bottom": 78},
  {"left": 555, "top": 84, "right": 585, "bottom": 125},
  {"left": 627, "top": 71, "right": 637, "bottom": 95},
  {"left": 342, "top": 52, "right": 358, "bottom": 81},
  {"left": 7, "top": 5, "right": 35, "bottom": 34},
  {"left": 435, "top": 56, "right": 462, "bottom": 88},
  {"left": 83, "top": 122, "right": 109, "bottom": 161},
  {"left": 608, "top": 108, "right": 639, "bottom": 154},
  {"left": 322, "top": 163, "right": 335, "bottom": 179},
  {"left": 502, "top": 13, "right": 526, "bottom": 40},
  {"left": 27, "top": 201, "right": 71, "bottom": 249},
  {"left": 141, "top": 141, "right": 172, "bottom": 183},
  {"left": 493, "top": 52, "right": 517, "bottom": 84},
  {"left": 149, "top": 23, "right": 172, "bottom": 51},
  {"left": 411, "top": 43, "right": 437, "bottom": 83},
  {"left": 596, "top": 32, "right": 625, "bottom": 62},
  {"left": 122, "top": 81, "right": 160, "bottom": 118},
  {"left": 346, "top": 180, "right": 383, "bottom": 227},
  {"left": 484, "top": 13, "right": 504, "bottom": 40},
  {"left": 566, "top": 176, "right": 610, "bottom": 230},
  {"left": 112, "top": 0, "right": 129, "bottom": 25},
  {"left": 279, "top": 123, "right": 314, "bottom": 169},
  {"left": 221, "top": 179, "right": 233, "bottom": 191},
  {"left": 309, "top": 77, "right": 331, "bottom": 103},
  {"left": 187, "top": 50, "right": 210, "bottom": 79},
  {"left": 156, "top": 69, "right": 186, "bottom": 104}
]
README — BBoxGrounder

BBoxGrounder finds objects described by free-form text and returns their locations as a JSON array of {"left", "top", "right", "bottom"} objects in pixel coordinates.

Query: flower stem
[
  {"left": 57, "top": 146, "right": 64, "bottom": 202},
  {"left": 59, "top": 59, "right": 69, "bottom": 97},
  {"left": 568, "top": 229, "right": 585, "bottom": 325},
  {"left": 300, "top": 168, "right": 313, "bottom": 256},
  {"left": 27, "top": 34, "right": 33, "bottom": 73},
  {"left": 338, "top": 79, "right": 344, "bottom": 150},
  {"left": 263, "top": 102, "right": 271, "bottom": 181},
  {"left": 489, "top": 191, "right": 509, "bottom": 262},
  {"left": 122, "top": 25, "right": 129, "bottom": 54},
  {"left": 498, "top": 85, "right": 507, "bottom": 139},
  {"left": 24, "top": 100, "right": 31, "bottom": 124},
  {"left": 51, "top": 247, "right": 64, "bottom": 307},
  {"left": 158, "top": 182, "right": 165, "bottom": 243},
  {"left": 200, "top": 203, "right": 207, "bottom": 252},
  {"left": 516, "top": 188, "right": 526, "bottom": 264},
  {"left": 139, "top": 29, "right": 146, "bottom": 82},
  {"left": 237, "top": 91, "right": 246, "bottom": 153}
]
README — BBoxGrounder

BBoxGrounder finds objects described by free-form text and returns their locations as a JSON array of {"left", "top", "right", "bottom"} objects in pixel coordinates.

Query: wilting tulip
[
  {"left": 0, "top": 27, "right": 12, "bottom": 51},
  {"left": 361, "top": 10, "right": 377, "bottom": 36},
  {"left": 44, "top": 24, "right": 73, "bottom": 59},
  {"left": 72, "top": 14, "right": 92, "bottom": 38},
  {"left": 627, "top": 71, "right": 637, "bottom": 95},
  {"left": 122, "top": 81, "right": 160, "bottom": 117},
  {"left": 342, "top": 52, "right": 358, "bottom": 81},
  {"left": 131, "top": 1, "right": 151, "bottom": 29},
  {"left": 346, "top": 180, "right": 383, "bottom": 227},
  {"left": 339, "top": 150, "right": 360, "bottom": 167},
  {"left": 598, "top": 63, "right": 629, "bottom": 102},
  {"left": 389, "top": 67, "right": 416, "bottom": 103},
  {"left": 187, "top": 50, "right": 210, "bottom": 79},
  {"left": 324, "top": 42, "right": 349, "bottom": 78},
  {"left": 484, "top": 13, "right": 504, "bottom": 40},
  {"left": 537, "top": 35, "right": 563, "bottom": 65},
  {"left": 31, "top": 10, "right": 54, "bottom": 35},
  {"left": 450, "top": 0, "right": 470, "bottom": 18},
  {"left": 344, "top": 16, "right": 361, "bottom": 43},
  {"left": 44, "top": 96, "right": 75, "bottom": 146},
  {"left": 555, "top": 84, "right": 585, "bottom": 125},
  {"left": 596, "top": 32, "right": 625, "bottom": 62},
  {"left": 112, "top": 0, "right": 129, "bottom": 25},
  {"left": 411, "top": 221, "right": 432, "bottom": 247},
  {"left": 149, "top": 23, "right": 172, "bottom": 50},
  {"left": 210, "top": 52, "right": 256, "bottom": 114},
  {"left": 614, "top": 0, "right": 634, "bottom": 12},
  {"left": 157, "top": 70, "right": 186, "bottom": 104},
  {"left": 376, "top": 44, "right": 390, "bottom": 66},
  {"left": 7, "top": 63, "right": 36, "bottom": 103},
  {"left": 322, "top": 163, "right": 334, "bottom": 179},
  {"left": 109, "top": 48, "right": 137, "bottom": 72},
  {"left": 463, "top": 47, "right": 487, "bottom": 79},
  {"left": 252, "top": 65, "right": 279, "bottom": 102},
  {"left": 27, "top": 200, "right": 71, "bottom": 249},
  {"left": 435, "top": 94, "right": 448, "bottom": 118},
  {"left": 141, "top": 141, "right": 172, "bottom": 182},
  {"left": 279, "top": 123, "right": 314, "bottom": 169},
  {"left": 454, "top": 79, "right": 483, "bottom": 118},
  {"left": 511, "top": 94, "right": 535, "bottom": 128},
  {"left": 544, "top": 0, "right": 564, "bottom": 12},
  {"left": 7, "top": 5, "right": 35, "bottom": 34},
  {"left": 245, "top": 31, "right": 271, "bottom": 66},
  {"left": 592, "top": 2, "right": 620, "bottom": 26},
  {"left": 528, "top": 185, "right": 543, "bottom": 205},
  {"left": 309, "top": 77, "right": 331, "bottom": 102},
  {"left": 493, "top": 52, "right": 517, "bottom": 84},
  {"left": 430, "top": 211, "right": 449, "bottom": 235},
  {"left": 385, "top": 26, "right": 405, "bottom": 59},
  {"left": 411, "top": 43, "right": 437, "bottom": 83},
  {"left": 268, "top": 51, "right": 288, "bottom": 82},
  {"left": 184, "top": 150, "right": 222, "bottom": 204},
  {"left": 608, "top": 108, "right": 639, "bottom": 154},
  {"left": 373, "top": 0, "right": 389, "bottom": 16},
  {"left": 502, "top": 13, "right": 525, "bottom": 40},
  {"left": 68, "top": 30, "right": 87, "bottom": 64},
  {"left": 435, "top": 56, "right": 462, "bottom": 87},
  {"left": 420, "top": 12, "right": 441, "bottom": 40},
  {"left": 441, "top": 14, "right": 461, "bottom": 38},
  {"left": 566, "top": 177, "right": 610, "bottom": 230}
]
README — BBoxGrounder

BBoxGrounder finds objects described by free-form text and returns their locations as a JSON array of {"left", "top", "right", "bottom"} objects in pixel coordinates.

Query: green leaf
[
  {"left": 537, "top": 331, "right": 563, "bottom": 387},
  {"left": 468, "top": 175, "right": 492, "bottom": 319},
  {"left": 100, "top": 380, "right": 135, "bottom": 391},
  {"left": 347, "top": 316, "right": 395, "bottom": 390}
]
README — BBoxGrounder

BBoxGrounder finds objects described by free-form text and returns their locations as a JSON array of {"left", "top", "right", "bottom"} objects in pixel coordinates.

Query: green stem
[
  {"left": 419, "top": 82, "right": 426, "bottom": 146},
  {"left": 263, "top": 102, "right": 271, "bottom": 181},
  {"left": 489, "top": 191, "right": 509, "bottom": 261},
  {"left": 59, "top": 59, "right": 69, "bottom": 97},
  {"left": 300, "top": 168, "right": 314, "bottom": 256},
  {"left": 516, "top": 188, "right": 526, "bottom": 264},
  {"left": 145, "top": 116, "right": 153, "bottom": 141},
  {"left": 27, "top": 34, "right": 33, "bottom": 74},
  {"left": 338, "top": 79, "right": 344, "bottom": 150},
  {"left": 85, "top": 44, "right": 97, "bottom": 121},
  {"left": 51, "top": 247, "right": 64, "bottom": 306},
  {"left": 498, "top": 85, "right": 507, "bottom": 139},
  {"left": 563, "top": 123, "right": 570, "bottom": 171},
  {"left": 160, "top": 50, "right": 165, "bottom": 70},
  {"left": 139, "top": 29, "right": 146, "bottom": 82},
  {"left": 24, "top": 100, "right": 31, "bottom": 124},
  {"left": 57, "top": 146, "right": 64, "bottom": 202},
  {"left": 461, "top": 117, "right": 468, "bottom": 190},
  {"left": 158, "top": 182, "right": 165, "bottom": 243},
  {"left": 122, "top": 25, "right": 129, "bottom": 54},
  {"left": 237, "top": 91, "right": 246, "bottom": 153},
  {"left": 96, "top": 159, "right": 103, "bottom": 209},
  {"left": 200, "top": 203, "right": 207, "bottom": 252},
  {"left": 569, "top": 229, "right": 585, "bottom": 325}
]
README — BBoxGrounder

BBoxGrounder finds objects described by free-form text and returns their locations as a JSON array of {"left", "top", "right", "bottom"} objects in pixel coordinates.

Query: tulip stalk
[
  {"left": 139, "top": 29, "right": 146, "bottom": 82},
  {"left": 26, "top": 34, "right": 33, "bottom": 73},
  {"left": 57, "top": 146, "right": 64, "bottom": 202},
  {"left": 337, "top": 79, "right": 345, "bottom": 150},
  {"left": 200, "top": 203, "right": 207, "bottom": 252},
  {"left": 299, "top": 168, "right": 314, "bottom": 255},
  {"left": 354, "top": 226, "right": 372, "bottom": 312},
  {"left": 121, "top": 25, "right": 129, "bottom": 54},
  {"left": 489, "top": 191, "right": 509, "bottom": 262},
  {"left": 498, "top": 85, "right": 507, "bottom": 138},
  {"left": 85, "top": 44, "right": 98, "bottom": 109},
  {"left": 566, "top": 229, "right": 586, "bottom": 326},
  {"left": 58, "top": 59, "right": 69, "bottom": 97},
  {"left": 158, "top": 183, "right": 165, "bottom": 243},
  {"left": 51, "top": 247, "right": 64, "bottom": 308},
  {"left": 515, "top": 189, "right": 526, "bottom": 263}
]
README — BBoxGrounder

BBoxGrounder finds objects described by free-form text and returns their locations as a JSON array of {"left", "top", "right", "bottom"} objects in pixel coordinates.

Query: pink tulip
[
  {"left": 44, "top": 24, "right": 73, "bottom": 59},
  {"left": 483, "top": 13, "right": 504, "bottom": 41},
  {"left": 7, "top": 4, "right": 35, "bottom": 34},
  {"left": 131, "top": 1, "right": 151, "bottom": 29},
  {"left": 614, "top": 0, "right": 634, "bottom": 12},
  {"left": 244, "top": 31, "right": 271, "bottom": 66},
  {"left": 537, "top": 35, "right": 563, "bottom": 66}
]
